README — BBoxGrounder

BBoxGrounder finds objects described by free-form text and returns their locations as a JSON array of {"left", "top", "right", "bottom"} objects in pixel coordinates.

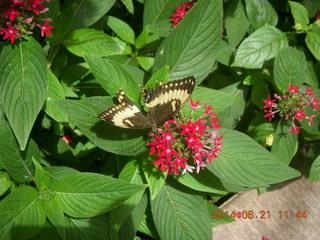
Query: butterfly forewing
[
  {"left": 98, "top": 90, "right": 152, "bottom": 129},
  {"left": 98, "top": 76, "right": 195, "bottom": 130},
  {"left": 145, "top": 76, "right": 196, "bottom": 125}
]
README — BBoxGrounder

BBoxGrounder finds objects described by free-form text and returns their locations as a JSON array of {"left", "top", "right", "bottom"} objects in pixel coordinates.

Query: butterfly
[{"left": 98, "top": 76, "right": 196, "bottom": 131}]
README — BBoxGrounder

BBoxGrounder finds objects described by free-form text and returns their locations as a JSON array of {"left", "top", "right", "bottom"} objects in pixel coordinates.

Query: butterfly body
[{"left": 98, "top": 76, "right": 195, "bottom": 131}]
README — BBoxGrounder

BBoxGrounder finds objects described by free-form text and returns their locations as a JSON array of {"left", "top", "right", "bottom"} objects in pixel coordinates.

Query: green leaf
[
  {"left": 0, "top": 171, "right": 11, "bottom": 197},
  {"left": 0, "top": 37, "right": 48, "bottom": 150},
  {"left": 215, "top": 39, "right": 234, "bottom": 66},
  {"left": 206, "top": 201, "right": 235, "bottom": 227},
  {"left": 225, "top": 0, "right": 250, "bottom": 48},
  {"left": 64, "top": 29, "right": 125, "bottom": 57},
  {"left": 186, "top": 87, "right": 237, "bottom": 118},
  {"left": 71, "top": 0, "right": 115, "bottom": 29},
  {"left": 44, "top": 71, "right": 68, "bottom": 123},
  {"left": 248, "top": 113, "right": 276, "bottom": 146},
  {"left": 273, "top": 46, "right": 307, "bottom": 92},
  {"left": 306, "top": 32, "right": 320, "bottom": 61},
  {"left": 207, "top": 129, "right": 301, "bottom": 187},
  {"left": 143, "top": 0, "right": 182, "bottom": 27},
  {"left": 136, "top": 56, "right": 155, "bottom": 71},
  {"left": 135, "top": 28, "right": 149, "bottom": 49},
  {"left": 85, "top": 55, "right": 140, "bottom": 102},
  {"left": 218, "top": 82, "right": 246, "bottom": 129},
  {"left": 33, "top": 159, "right": 51, "bottom": 191},
  {"left": 49, "top": 3, "right": 76, "bottom": 41},
  {"left": 176, "top": 168, "right": 227, "bottom": 195},
  {"left": 310, "top": 154, "right": 320, "bottom": 182},
  {"left": 232, "top": 26, "right": 288, "bottom": 69},
  {"left": 142, "top": 156, "right": 167, "bottom": 200},
  {"left": 251, "top": 80, "right": 269, "bottom": 108},
  {"left": 245, "top": 0, "right": 278, "bottom": 29},
  {"left": 153, "top": 0, "right": 223, "bottom": 81},
  {"left": 120, "top": 0, "right": 134, "bottom": 14},
  {"left": 0, "top": 186, "right": 46, "bottom": 240},
  {"left": 144, "top": 65, "right": 169, "bottom": 89},
  {"left": 71, "top": 215, "right": 109, "bottom": 239},
  {"left": 289, "top": 1, "right": 309, "bottom": 26},
  {"left": 151, "top": 182, "right": 212, "bottom": 240},
  {"left": 0, "top": 109, "right": 37, "bottom": 182},
  {"left": 147, "top": 20, "right": 172, "bottom": 37},
  {"left": 119, "top": 194, "right": 148, "bottom": 239},
  {"left": 106, "top": 16, "right": 135, "bottom": 44},
  {"left": 109, "top": 159, "right": 145, "bottom": 233},
  {"left": 271, "top": 122, "right": 298, "bottom": 164},
  {"left": 53, "top": 172, "right": 146, "bottom": 218},
  {"left": 56, "top": 97, "right": 147, "bottom": 156}
]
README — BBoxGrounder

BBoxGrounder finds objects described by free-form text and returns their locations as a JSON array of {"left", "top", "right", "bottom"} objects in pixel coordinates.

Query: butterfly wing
[
  {"left": 98, "top": 91, "right": 151, "bottom": 129},
  {"left": 145, "top": 76, "right": 196, "bottom": 125}
]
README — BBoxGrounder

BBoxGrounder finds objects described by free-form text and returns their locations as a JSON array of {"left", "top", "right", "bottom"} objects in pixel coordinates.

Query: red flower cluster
[
  {"left": 0, "top": 0, "right": 53, "bottom": 43},
  {"left": 147, "top": 99, "right": 223, "bottom": 175},
  {"left": 170, "top": 1, "right": 196, "bottom": 27},
  {"left": 263, "top": 84, "right": 319, "bottom": 134}
]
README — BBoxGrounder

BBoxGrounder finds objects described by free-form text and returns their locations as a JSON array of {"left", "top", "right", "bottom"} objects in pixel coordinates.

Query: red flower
[
  {"left": 288, "top": 83, "right": 300, "bottom": 93},
  {"left": 290, "top": 125, "right": 302, "bottom": 134},
  {"left": 4, "top": 7, "right": 21, "bottom": 21},
  {"left": 263, "top": 95, "right": 277, "bottom": 109},
  {"left": 2, "top": 23, "right": 19, "bottom": 43},
  {"left": 262, "top": 84, "right": 319, "bottom": 134},
  {"left": 170, "top": 1, "right": 196, "bottom": 27},
  {"left": 28, "top": 0, "right": 45, "bottom": 14},
  {"left": 294, "top": 109, "right": 306, "bottom": 122},
  {"left": 148, "top": 98, "right": 223, "bottom": 175},
  {"left": 38, "top": 20, "right": 54, "bottom": 36}
]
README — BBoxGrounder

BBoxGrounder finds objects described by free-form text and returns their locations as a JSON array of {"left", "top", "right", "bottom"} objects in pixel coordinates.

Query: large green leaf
[
  {"left": 207, "top": 129, "right": 301, "bottom": 187},
  {"left": 56, "top": 97, "right": 147, "bottom": 156},
  {"left": 151, "top": 182, "right": 212, "bottom": 240},
  {"left": 232, "top": 26, "right": 288, "bottom": 69},
  {"left": 143, "top": 0, "right": 182, "bottom": 27},
  {"left": 53, "top": 172, "right": 146, "bottom": 218},
  {"left": 69, "top": 0, "right": 115, "bottom": 29},
  {"left": 0, "top": 37, "right": 48, "bottom": 150},
  {"left": 271, "top": 122, "right": 298, "bottom": 164},
  {"left": 273, "top": 46, "right": 307, "bottom": 92},
  {"left": 0, "top": 172, "right": 11, "bottom": 197},
  {"left": 0, "top": 186, "right": 46, "bottom": 240},
  {"left": 109, "top": 160, "right": 145, "bottom": 233},
  {"left": 0, "top": 108, "right": 37, "bottom": 182},
  {"left": 119, "top": 194, "right": 148, "bottom": 239},
  {"left": 289, "top": 1, "right": 309, "bottom": 26},
  {"left": 224, "top": 0, "right": 250, "bottom": 48},
  {"left": 153, "top": 0, "right": 222, "bottom": 81},
  {"left": 306, "top": 32, "right": 320, "bottom": 61},
  {"left": 85, "top": 56, "right": 140, "bottom": 102},
  {"left": 64, "top": 29, "right": 125, "bottom": 57},
  {"left": 245, "top": 0, "right": 278, "bottom": 29}
]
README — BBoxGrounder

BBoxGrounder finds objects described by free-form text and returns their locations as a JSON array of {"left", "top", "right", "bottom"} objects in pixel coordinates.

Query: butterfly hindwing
[
  {"left": 144, "top": 76, "right": 196, "bottom": 125},
  {"left": 98, "top": 90, "right": 151, "bottom": 129}
]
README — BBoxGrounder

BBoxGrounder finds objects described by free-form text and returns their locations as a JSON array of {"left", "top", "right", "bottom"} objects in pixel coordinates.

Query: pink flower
[
  {"left": 262, "top": 237, "right": 271, "bottom": 240},
  {"left": 147, "top": 98, "right": 223, "bottom": 175},
  {"left": 61, "top": 135, "right": 73, "bottom": 145}
]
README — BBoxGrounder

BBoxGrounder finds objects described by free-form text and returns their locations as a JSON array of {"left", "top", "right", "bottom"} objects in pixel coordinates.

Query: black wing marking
[
  {"left": 98, "top": 90, "right": 152, "bottom": 129},
  {"left": 145, "top": 76, "right": 195, "bottom": 125}
]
